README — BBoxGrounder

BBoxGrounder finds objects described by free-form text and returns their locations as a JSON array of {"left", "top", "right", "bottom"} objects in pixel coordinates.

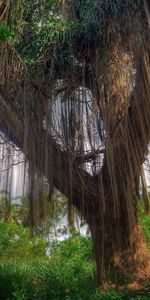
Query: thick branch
[{"left": 0, "top": 90, "right": 100, "bottom": 224}]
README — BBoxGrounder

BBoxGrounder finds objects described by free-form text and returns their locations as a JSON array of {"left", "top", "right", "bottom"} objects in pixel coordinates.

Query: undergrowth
[{"left": 0, "top": 203, "right": 150, "bottom": 299}]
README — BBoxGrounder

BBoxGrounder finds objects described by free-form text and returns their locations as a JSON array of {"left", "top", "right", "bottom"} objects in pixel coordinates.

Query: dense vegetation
[
  {"left": 0, "top": 204, "right": 150, "bottom": 300},
  {"left": 0, "top": 1, "right": 143, "bottom": 60}
]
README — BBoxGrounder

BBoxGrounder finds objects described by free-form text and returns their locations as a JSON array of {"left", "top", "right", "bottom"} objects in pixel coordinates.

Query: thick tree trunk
[
  {"left": 86, "top": 169, "right": 149, "bottom": 285},
  {"left": 90, "top": 214, "right": 149, "bottom": 285},
  {"left": 81, "top": 147, "right": 150, "bottom": 284},
  {"left": 85, "top": 40, "right": 150, "bottom": 284}
]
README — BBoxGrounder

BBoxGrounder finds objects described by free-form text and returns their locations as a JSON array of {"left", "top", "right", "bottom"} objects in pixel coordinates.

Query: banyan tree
[{"left": 0, "top": 0, "right": 150, "bottom": 284}]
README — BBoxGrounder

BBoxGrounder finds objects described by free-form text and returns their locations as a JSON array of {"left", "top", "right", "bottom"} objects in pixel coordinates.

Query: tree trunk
[
  {"left": 90, "top": 213, "right": 149, "bottom": 285},
  {"left": 86, "top": 175, "right": 149, "bottom": 285},
  {"left": 80, "top": 147, "right": 150, "bottom": 284}
]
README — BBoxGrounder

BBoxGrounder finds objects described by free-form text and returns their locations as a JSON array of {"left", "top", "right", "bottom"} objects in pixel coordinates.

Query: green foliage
[
  {"left": 0, "top": 234, "right": 150, "bottom": 299},
  {"left": 138, "top": 202, "right": 150, "bottom": 250},
  {"left": 0, "top": 189, "right": 69, "bottom": 237},
  {"left": 0, "top": 202, "right": 150, "bottom": 299},
  {"left": 0, "top": 222, "right": 48, "bottom": 263},
  {"left": 0, "top": 264, "right": 31, "bottom": 300},
  {"left": 94, "top": 288, "right": 150, "bottom": 300},
  {"left": 0, "top": 236, "right": 95, "bottom": 300},
  {"left": 12, "top": 0, "right": 143, "bottom": 71},
  {"left": 0, "top": 24, "right": 12, "bottom": 42}
]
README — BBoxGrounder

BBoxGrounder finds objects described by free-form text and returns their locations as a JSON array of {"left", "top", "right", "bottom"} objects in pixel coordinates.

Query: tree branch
[{"left": 0, "top": 90, "right": 100, "bottom": 223}]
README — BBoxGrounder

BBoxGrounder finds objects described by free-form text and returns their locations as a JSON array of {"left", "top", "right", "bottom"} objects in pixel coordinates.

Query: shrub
[
  {"left": 0, "top": 212, "right": 150, "bottom": 299},
  {"left": 0, "top": 222, "right": 48, "bottom": 263}
]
